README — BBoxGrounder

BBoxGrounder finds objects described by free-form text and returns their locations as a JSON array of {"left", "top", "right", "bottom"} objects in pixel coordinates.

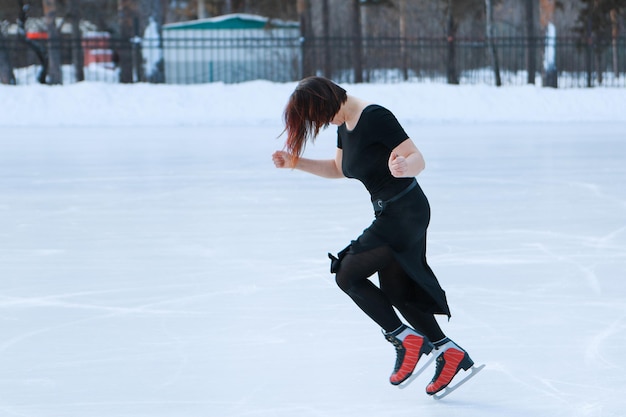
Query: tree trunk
[
  {"left": 610, "top": 8, "right": 619, "bottom": 78},
  {"left": 0, "top": 32, "right": 16, "bottom": 85},
  {"left": 540, "top": 0, "right": 557, "bottom": 88},
  {"left": 399, "top": 0, "right": 408, "bottom": 81},
  {"left": 585, "top": 12, "right": 593, "bottom": 87},
  {"left": 118, "top": 0, "right": 139, "bottom": 83},
  {"left": 596, "top": 49, "right": 603, "bottom": 85},
  {"left": 42, "top": 0, "right": 62, "bottom": 84},
  {"left": 525, "top": 0, "right": 536, "bottom": 84},
  {"left": 352, "top": 0, "right": 363, "bottom": 83},
  {"left": 446, "top": 0, "right": 459, "bottom": 85},
  {"left": 485, "top": 0, "right": 501, "bottom": 86},
  {"left": 297, "top": 0, "right": 313, "bottom": 78},
  {"left": 322, "top": 0, "right": 331, "bottom": 78},
  {"left": 68, "top": 0, "right": 84, "bottom": 82}
]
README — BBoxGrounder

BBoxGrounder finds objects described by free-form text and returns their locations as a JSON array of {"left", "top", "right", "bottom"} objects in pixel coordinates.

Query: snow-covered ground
[
  {"left": 0, "top": 82, "right": 625, "bottom": 417},
  {"left": 2, "top": 80, "right": 626, "bottom": 127}
]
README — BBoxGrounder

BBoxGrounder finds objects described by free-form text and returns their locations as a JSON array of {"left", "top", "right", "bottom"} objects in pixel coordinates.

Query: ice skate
[
  {"left": 426, "top": 340, "right": 475, "bottom": 396},
  {"left": 384, "top": 325, "right": 434, "bottom": 385}
]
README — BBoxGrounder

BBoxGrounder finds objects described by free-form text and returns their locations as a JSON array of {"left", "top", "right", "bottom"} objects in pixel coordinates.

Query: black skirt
[{"left": 339, "top": 181, "right": 451, "bottom": 317}]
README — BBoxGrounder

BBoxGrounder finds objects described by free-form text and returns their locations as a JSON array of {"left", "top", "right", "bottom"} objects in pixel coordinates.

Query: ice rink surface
[{"left": 1, "top": 121, "right": 625, "bottom": 417}]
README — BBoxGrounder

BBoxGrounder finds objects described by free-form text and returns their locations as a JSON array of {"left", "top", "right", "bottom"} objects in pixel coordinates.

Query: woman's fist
[
  {"left": 388, "top": 152, "right": 408, "bottom": 177},
  {"left": 272, "top": 150, "right": 294, "bottom": 168}
]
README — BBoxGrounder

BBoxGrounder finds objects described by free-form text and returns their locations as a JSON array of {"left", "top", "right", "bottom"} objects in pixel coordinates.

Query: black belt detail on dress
[{"left": 372, "top": 180, "right": 417, "bottom": 213}]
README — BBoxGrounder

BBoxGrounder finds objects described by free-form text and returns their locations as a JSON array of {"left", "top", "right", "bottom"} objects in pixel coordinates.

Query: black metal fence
[{"left": 1, "top": 34, "right": 625, "bottom": 87}]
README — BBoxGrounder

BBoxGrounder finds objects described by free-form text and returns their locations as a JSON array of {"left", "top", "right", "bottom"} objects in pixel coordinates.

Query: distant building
[{"left": 161, "top": 13, "right": 301, "bottom": 84}]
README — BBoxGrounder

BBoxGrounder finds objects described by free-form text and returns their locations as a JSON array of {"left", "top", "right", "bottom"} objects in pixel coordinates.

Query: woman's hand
[
  {"left": 389, "top": 153, "right": 408, "bottom": 177},
  {"left": 272, "top": 150, "right": 294, "bottom": 168},
  {"left": 389, "top": 139, "right": 426, "bottom": 178},
  {"left": 272, "top": 149, "right": 344, "bottom": 178}
]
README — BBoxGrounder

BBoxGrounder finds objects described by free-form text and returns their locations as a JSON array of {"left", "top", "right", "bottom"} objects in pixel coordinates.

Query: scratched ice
[{"left": 0, "top": 84, "right": 625, "bottom": 417}]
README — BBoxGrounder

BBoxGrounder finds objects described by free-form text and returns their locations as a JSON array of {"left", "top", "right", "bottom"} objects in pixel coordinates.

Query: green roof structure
[{"left": 164, "top": 13, "right": 299, "bottom": 31}]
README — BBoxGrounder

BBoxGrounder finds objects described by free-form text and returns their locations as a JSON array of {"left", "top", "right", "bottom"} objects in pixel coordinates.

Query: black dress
[{"left": 335, "top": 105, "right": 451, "bottom": 317}]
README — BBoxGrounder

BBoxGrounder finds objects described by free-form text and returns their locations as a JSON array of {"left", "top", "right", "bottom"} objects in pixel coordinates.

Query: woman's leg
[
  {"left": 334, "top": 245, "right": 402, "bottom": 332},
  {"left": 335, "top": 245, "right": 436, "bottom": 385},
  {"left": 378, "top": 258, "right": 446, "bottom": 342}
]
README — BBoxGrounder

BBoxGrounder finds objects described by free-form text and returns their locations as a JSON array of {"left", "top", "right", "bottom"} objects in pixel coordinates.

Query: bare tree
[
  {"left": 352, "top": 0, "right": 363, "bottom": 83},
  {"left": 525, "top": 0, "right": 536, "bottom": 84},
  {"left": 399, "top": 0, "right": 408, "bottom": 81},
  {"left": 445, "top": 0, "right": 459, "bottom": 84},
  {"left": 442, "top": 0, "right": 485, "bottom": 84},
  {"left": 610, "top": 7, "right": 619, "bottom": 78},
  {"left": 322, "top": 0, "right": 331, "bottom": 77},
  {"left": 67, "top": 0, "right": 84, "bottom": 82},
  {"left": 575, "top": 0, "right": 625, "bottom": 84},
  {"left": 298, "top": 0, "right": 315, "bottom": 77},
  {"left": 118, "top": 0, "right": 139, "bottom": 83},
  {"left": 485, "top": 0, "right": 501, "bottom": 86},
  {"left": 42, "top": 0, "right": 62, "bottom": 84}
]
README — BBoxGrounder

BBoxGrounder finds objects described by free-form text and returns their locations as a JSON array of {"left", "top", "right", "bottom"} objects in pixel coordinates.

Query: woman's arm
[
  {"left": 388, "top": 138, "right": 426, "bottom": 178},
  {"left": 272, "top": 148, "right": 344, "bottom": 179}
]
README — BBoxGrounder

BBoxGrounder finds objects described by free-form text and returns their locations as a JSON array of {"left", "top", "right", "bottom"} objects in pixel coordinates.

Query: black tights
[{"left": 335, "top": 245, "right": 445, "bottom": 341}]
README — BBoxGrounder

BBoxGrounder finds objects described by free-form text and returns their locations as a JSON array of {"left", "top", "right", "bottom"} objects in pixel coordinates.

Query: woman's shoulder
[
  {"left": 363, "top": 104, "right": 385, "bottom": 113},
  {"left": 361, "top": 105, "right": 400, "bottom": 125},
  {"left": 362, "top": 104, "right": 395, "bottom": 118},
  {"left": 342, "top": 104, "right": 395, "bottom": 135}
]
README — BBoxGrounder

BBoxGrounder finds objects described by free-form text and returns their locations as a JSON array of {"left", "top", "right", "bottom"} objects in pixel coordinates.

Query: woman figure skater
[{"left": 272, "top": 76, "right": 474, "bottom": 396}]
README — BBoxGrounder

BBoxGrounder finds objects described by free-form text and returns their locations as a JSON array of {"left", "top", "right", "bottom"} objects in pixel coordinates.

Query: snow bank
[{"left": 1, "top": 80, "right": 625, "bottom": 127}]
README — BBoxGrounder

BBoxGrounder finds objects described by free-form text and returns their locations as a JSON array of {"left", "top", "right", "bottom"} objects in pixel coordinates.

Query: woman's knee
[
  {"left": 334, "top": 247, "right": 389, "bottom": 294},
  {"left": 335, "top": 269, "right": 352, "bottom": 293}
]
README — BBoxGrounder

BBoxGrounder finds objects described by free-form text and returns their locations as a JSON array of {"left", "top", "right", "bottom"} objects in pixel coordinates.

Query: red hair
[{"left": 282, "top": 77, "right": 347, "bottom": 163}]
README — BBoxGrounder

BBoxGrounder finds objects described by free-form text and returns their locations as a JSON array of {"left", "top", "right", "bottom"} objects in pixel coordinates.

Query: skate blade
[
  {"left": 432, "top": 364, "right": 486, "bottom": 400},
  {"left": 398, "top": 354, "right": 436, "bottom": 390}
]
